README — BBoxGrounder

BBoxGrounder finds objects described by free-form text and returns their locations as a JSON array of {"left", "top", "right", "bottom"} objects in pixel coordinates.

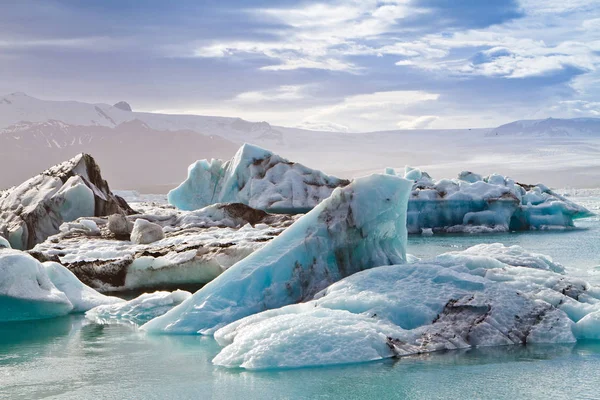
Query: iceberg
[
  {"left": 0, "top": 249, "right": 73, "bottom": 322},
  {"left": 168, "top": 143, "right": 350, "bottom": 212},
  {"left": 142, "top": 173, "right": 413, "bottom": 334},
  {"left": 86, "top": 290, "right": 191, "bottom": 326},
  {"left": 404, "top": 169, "right": 592, "bottom": 233},
  {"left": 0, "top": 249, "right": 121, "bottom": 321},
  {"left": 31, "top": 203, "right": 295, "bottom": 291},
  {"left": 43, "top": 261, "right": 123, "bottom": 312},
  {"left": 0, "top": 154, "right": 133, "bottom": 250},
  {"left": 212, "top": 244, "right": 600, "bottom": 370}
]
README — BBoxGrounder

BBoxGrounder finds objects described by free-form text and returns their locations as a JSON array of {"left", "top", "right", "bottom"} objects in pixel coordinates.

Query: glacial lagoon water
[{"left": 2, "top": 192, "right": 600, "bottom": 399}]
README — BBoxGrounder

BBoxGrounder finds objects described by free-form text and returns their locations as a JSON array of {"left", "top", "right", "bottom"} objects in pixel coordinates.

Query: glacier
[
  {"left": 0, "top": 248, "right": 121, "bottom": 322},
  {"left": 142, "top": 173, "right": 413, "bottom": 334},
  {"left": 0, "top": 154, "right": 133, "bottom": 250},
  {"left": 168, "top": 143, "right": 350, "bottom": 212},
  {"left": 212, "top": 244, "right": 600, "bottom": 370},
  {"left": 85, "top": 290, "right": 191, "bottom": 326}
]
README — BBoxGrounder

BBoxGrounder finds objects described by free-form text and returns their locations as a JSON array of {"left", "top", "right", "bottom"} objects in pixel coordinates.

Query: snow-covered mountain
[
  {"left": 487, "top": 118, "right": 600, "bottom": 137},
  {"left": 0, "top": 92, "right": 284, "bottom": 144},
  {"left": 1, "top": 92, "right": 600, "bottom": 190}
]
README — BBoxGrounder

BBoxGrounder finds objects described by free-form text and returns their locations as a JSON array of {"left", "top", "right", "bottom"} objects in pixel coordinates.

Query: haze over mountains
[{"left": 1, "top": 92, "right": 600, "bottom": 191}]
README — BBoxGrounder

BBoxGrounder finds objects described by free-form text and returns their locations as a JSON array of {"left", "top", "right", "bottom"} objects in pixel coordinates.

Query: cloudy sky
[{"left": 1, "top": 0, "right": 599, "bottom": 131}]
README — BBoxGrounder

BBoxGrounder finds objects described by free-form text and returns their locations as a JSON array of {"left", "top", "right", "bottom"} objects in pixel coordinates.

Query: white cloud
[
  {"left": 397, "top": 115, "right": 439, "bottom": 129},
  {"left": 235, "top": 85, "right": 308, "bottom": 102}
]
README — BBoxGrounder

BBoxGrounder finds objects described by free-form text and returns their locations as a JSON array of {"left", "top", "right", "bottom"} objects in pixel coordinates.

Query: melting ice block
[
  {"left": 211, "top": 244, "right": 600, "bottom": 370},
  {"left": 142, "top": 173, "right": 413, "bottom": 334},
  {"left": 0, "top": 248, "right": 122, "bottom": 322},
  {"left": 168, "top": 143, "right": 350, "bottom": 212},
  {"left": 0, "top": 249, "right": 73, "bottom": 322},
  {"left": 86, "top": 290, "right": 191, "bottom": 326}
]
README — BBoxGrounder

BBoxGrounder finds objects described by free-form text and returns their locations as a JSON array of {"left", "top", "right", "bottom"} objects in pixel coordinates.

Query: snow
[
  {"left": 86, "top": 290, "right": 191, "bottom": 326},
  {"left": 168, "top": 143, "right": 349, "bottom": 212},
  {"left": 142, "top": 173, "right": 413, "bottom": 335},
  {"left": 211, "top": 243, "right": 600, "bottom": 370}
]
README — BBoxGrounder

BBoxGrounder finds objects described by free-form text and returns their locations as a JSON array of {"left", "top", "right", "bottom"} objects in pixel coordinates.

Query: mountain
[
  {"left": 0, "top": 92, "right": 283, "bottom": 144},
  {"left": 487, "top": 118, "right": 600, "bottom": 137},
  {"left": 0, "top": 118, "right": 238, "bottom": 191},
  {"left": 1, "top": 93, "right": 600, "bottom": 190}
]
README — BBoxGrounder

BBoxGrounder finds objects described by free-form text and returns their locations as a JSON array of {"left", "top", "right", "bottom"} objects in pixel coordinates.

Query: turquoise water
[{"left": 2, "top": 194, "right": 600, "bottom": 399}]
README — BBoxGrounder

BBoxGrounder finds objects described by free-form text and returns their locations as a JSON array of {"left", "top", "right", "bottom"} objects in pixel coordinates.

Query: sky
[{"left": 1, "top": 0, "right": 599, "bottom": 132}]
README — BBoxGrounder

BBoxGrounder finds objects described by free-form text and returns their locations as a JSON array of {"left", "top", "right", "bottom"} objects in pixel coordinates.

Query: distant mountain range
[{"left": 1, "top": 92, "right": 599, "bottom": 190}]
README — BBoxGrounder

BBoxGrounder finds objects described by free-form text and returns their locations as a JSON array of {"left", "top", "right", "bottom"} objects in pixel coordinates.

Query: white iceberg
[
  {"left": 211, "top": 244, "right": 600, "bottom": 370},
  {"left": 0, "top": 154, "right": 132, "bottom": 250},
  {"left": 0, "top": 248, "right": 122, "bottom": 322},
  {"left": 85, "top": 290, "right": 191, "bottom": 326},
  {"left": 168, "top": 143, "right": 350, "bottom": 212},
  {"left": 142, "top": 173, "right": 413, "bottom": 334},
  {"left": 0, "top": 249, "right": 73, "bottom": 322},
  {"left": 43, "top": 261, "right": 123, "bottom": 312}
]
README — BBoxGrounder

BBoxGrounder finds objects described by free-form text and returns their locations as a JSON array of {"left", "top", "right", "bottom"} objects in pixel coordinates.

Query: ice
[
  {"left": 0, "top": 154, "right": 132, "bottom": 250},
  {"left": 0, "top": 249, "right": 72, "bottom": 322},
  {"left": 43, "top": 261, "right": 123, "bottom": 312},
  {"left": 0, "top": 235, "right": 10, "bottom": 248},
  {"left": 406, "top": 169, "right": 592, "bottom": 234},
  {"left": 211, "top": 244, "right": 600, "bottom": 370},
  {"left": 31, "top": 204, "right": 294, "bottom": 291},
  {"left": 86, "top": 290, "right": 191, "bottom": 326},
  {"left": 168, "top": 143, "right": 350, "bottom": 212},
  {"left": 142, "top": 173, "right": 413, "bottom": 335}
]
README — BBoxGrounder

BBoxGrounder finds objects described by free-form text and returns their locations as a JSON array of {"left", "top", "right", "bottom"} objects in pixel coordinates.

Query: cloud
[
  {"left": 397, "top": 115, "right": 439, "bottom": 129},
  {"left": 235, "top": 85, "right": 308, "bottom": 102}
]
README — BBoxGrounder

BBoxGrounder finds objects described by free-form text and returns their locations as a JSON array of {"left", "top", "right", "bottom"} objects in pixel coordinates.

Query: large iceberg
[
  {"left": 30, "top": 203, "right": 295, "bottom": 291},
  {"left": 0, "top": 154, "right": 133, "bottom": 250},
  {"left": 212, "top": 244, "right": 600, "bottom": 370},
  {"left": 142, "top": 173, "right": 413, "bottom": 334},
  {"left": 0, "top": 248, "right": 121, "bottom": 322},
  {"left": 400, "top": 167, "right": 592, "bottom": 233},
  {"left": 168, "top": 143, "right": 350, "bottom": 212}
]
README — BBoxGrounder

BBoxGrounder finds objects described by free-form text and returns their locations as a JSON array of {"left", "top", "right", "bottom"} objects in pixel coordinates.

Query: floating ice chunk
[
  {"left": 407, "top": 169, "right": 591, "bottom": 234},
  {"left": 43, "top": 261, "right": 123, "bottom": 312},
  {"left": 86, "top": 290, "right": 191, "bottom": 326},
  {"left": 142, "top": 173, "right": 413, "bottom": 335},
  {"left": 211, "top": 244, "right": 598, "bottom": 370},
  {"left": 0, "top": 249, "right": 73, "bottom": 321},
  {"left": 168, "top": 143, "right": 350, "bottom": 212}
]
